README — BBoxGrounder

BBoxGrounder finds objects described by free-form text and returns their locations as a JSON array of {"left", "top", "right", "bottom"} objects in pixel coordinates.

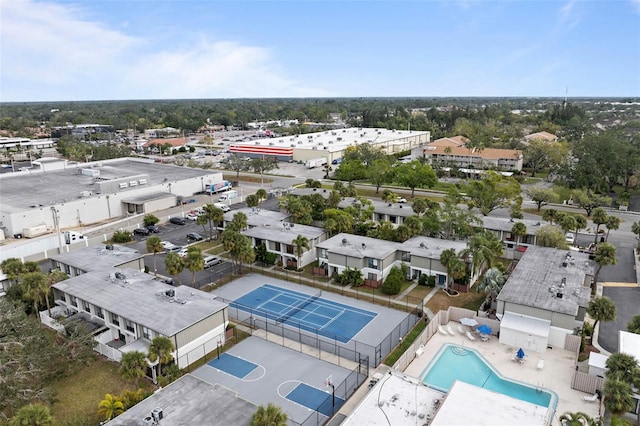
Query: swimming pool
[{"left": 421, "top": 344, "right": 557, "bottom": 409}]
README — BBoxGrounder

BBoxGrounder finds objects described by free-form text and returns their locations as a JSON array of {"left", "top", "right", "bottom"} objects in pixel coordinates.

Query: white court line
[{"left": 208, "top": 353, "right": 266, "bottom": 382}]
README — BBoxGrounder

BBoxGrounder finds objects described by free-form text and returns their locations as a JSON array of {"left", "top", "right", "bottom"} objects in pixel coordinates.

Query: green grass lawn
[{"left": 49, "top": 357, "right": 155, "bottom": 425}]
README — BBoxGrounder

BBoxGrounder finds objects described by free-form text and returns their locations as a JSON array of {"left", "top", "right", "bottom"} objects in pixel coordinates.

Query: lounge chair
[
  {"left": 465, "top": 331, "right": 476, "bottom": 341},
  {"left": 480, "top": 334, "right": 489, "bottom": 342},
  {"left": 457, "top": 325, "right": 465, "bottom": 335},
  {"left": 582, "top": 393, "right": 599, "bottom": 402},
  {"left": 438, "top": 325, "right": 448, "bottom": 336},
  {"left": 537, "top": 359, "right": 545, "bottom": 370},
  {"left": 446, "top": 325, "right": 456, "bottom": 336}
]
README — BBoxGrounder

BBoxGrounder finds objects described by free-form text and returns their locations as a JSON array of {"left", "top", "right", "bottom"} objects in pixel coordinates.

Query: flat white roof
[
  {"left": 430, "top": 381, "right": 548, "bottom": 426},
  {"left": 500, "top": 311, "right": 551, "bottom": 337},
  {"left": 619, "top": 330, "right": 640, "bottom": 361},
  {"left": 588, "top": 352, "right": 609, "bottom": 370}
]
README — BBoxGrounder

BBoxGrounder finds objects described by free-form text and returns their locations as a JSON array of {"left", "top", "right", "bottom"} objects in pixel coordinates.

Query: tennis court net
[{"left": 275, "top": 290, "right": 322, "bottom": 323}]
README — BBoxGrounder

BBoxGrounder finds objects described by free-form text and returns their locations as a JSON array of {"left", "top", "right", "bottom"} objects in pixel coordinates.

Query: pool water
[{"left": 422, "top": 344, "right": 554, "bottom": 408}]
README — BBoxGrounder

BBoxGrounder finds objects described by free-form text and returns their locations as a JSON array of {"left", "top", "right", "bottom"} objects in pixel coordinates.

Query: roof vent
[
  {"left": 342, "top": 238, "right": 347, "bottom": 245},
  {"left": 165, "top": 289, "right": 175, "bottom": 298},
  {"left": 362, "top": 243, "right": 366, "bottom": 249}
]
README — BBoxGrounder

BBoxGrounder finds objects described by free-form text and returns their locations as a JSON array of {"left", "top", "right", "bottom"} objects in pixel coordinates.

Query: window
[
  {"left": 69, "top": 296, "right": 78, "bottom": 307},
  {"left": 367, "top": 258, "right": 379, "bottom": 269},
  {"left": 319, "top": 249, "right": 328, "bottom": 258},
  {"left": 125, "top": 320, "right": 135, "bottom": 333},
  {"left": 274, "top": 242, "right": 281, "bottom": 252},
  {"left": 82, "top": 300, "right": 91, "bottom": 313},
  {"left": 367, "top": 272, "right": 377, "bottom": 281},
  {"left": 110, "top": 313, "right": 120, "bottom": 326},
  {"left": 142, "top": 326, "right": 151, "bottom": 339},
  {"left": 96, "top": 307, "right": 104, "bottom": 319},
  {"left": 286, "top": 244, "right": 294, "bottom": 255}
]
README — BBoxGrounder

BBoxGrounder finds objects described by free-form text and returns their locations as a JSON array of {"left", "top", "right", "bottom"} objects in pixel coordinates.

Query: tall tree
[
  {"left": 164, "top": 253, "right": 184, "bottom": 285},
  {"left": 291, "top": 235, "right": 310, "bottom": 271},
  {"left": 604, "top": 215, "right": 621, "bottom": 242},
  {"left": 440, "top": 249, "right": 466, "bottom": 290},
  {"left": 593, "top": 242, "right": 617, "bottom": 284},
  {"left": 21, "top": 272, "right": 47, "bottom": 316},
  {"left": 591, "top": 208, "right": 609, "bottom": 244},
  {"left": 573, "top": 191, "right": 611, "bottom": 218},
  {"left": 526, "top": 187, "right": 558, "bottom": 211},
  {"left": 523, "top": 139, "right": 568, "bottom": 177},
  {"left": 183, "top": 247, "right": 204, "bottom": 286},
  {"left": 120, "top": 351, "right": 148, "bottom": 388},
  {"left": 459, "top": 231, "right": 504, "bottom": 280},
  {"left": 476, "top": 267, "right": 506, "bottom": 305},
  {"left": 628, "top": 315, "right": 640, "bottom": 334},
  {"left": 393, "top": 161, "right": 437, "bottom": 197},
  {"left": 557, "top": 411, "right": 602, "bottom": 426},
  {"left": 97, "top": 394, "right": 124, "bottom": 421},
  {"left": 146, "top": 236, "right": 163, "bottom": 277},
  {"left": 510, "top": 222, "right": 527, "bottom": 244},
  {"left": 536, "top": 225, "right": 569, "bottom": 249},
  {"left": 147, "top": 336, "right": 175, "bottom": 378},
  {"left": 249, "top": 157, "right": 278, "bottom": 187},
  {"left": 202, "top": 204, "right": 224, "bottom": 240},
  {"left": 256, "top": 188, "right": 268, "bottom": 204},
  {"left": 227, "top": 154, "right": 249, "bottom": 178},
  {"left": 631, "top": 221, "right": 640, "bottom": 241},
  {"left": 368, "top": 158, "right": 395, "bottom": 193},
  {"left": 586, "top": 296, "right": 617, "bottom": 331},
  {"left": 250, "top": 403, "right": 288, "bottom": 426},
  {"left": 602, "top": 379, "right": 634, "bottom": 420},
  {"left": 464, "top": 171, "right": 521, "bottom": 216}
]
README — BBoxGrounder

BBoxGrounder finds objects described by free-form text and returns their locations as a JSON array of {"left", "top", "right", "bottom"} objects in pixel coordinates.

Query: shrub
[
  {"left": 381, "top": 267, "right": 403, "bottom": 295},
  {"left": 426, "top": 275, "right": 436, "bottom": 287},
  {"left": 112, "top": 230, "right": 132, "bottom": 243},
  {"left": 418, "top": 274, "right": 428, "bottom": 286}
]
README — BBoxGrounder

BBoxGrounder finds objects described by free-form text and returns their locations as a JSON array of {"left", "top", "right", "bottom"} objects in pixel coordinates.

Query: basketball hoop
[{"left": 324, "top": 375, "right": 333, "bottom": 388}]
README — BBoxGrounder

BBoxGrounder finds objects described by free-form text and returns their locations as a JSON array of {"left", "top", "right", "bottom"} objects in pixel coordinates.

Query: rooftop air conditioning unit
[
  {"left": 290, "top": 144, "right": 295, "bottom": 147},
  {"left": 129, "top": 181, "right": 137, "bottom": 186},
  {"left": 152, "top": 408, "right": 164, "bottom": 421},
  {"left": 142, "top": 416, "right": 154, "bottom": 426},
  {"left": 165, "top": 289, "right": 175, "bottom": 298},
  {"left": 119, "top": 182, "right": 128, "bottom": 189},
  {"left": 138, "top": 179, "right": 147, "bottom": 184}
]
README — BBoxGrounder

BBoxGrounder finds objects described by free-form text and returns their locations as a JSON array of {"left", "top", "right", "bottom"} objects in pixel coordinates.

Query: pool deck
[{"left": 403, "top": 321, "right": 601, "bottom": 422}]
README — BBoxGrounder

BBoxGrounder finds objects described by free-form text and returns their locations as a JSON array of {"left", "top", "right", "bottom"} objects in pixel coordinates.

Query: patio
[{"left": 403, "top": 321, "right": 601, "bottom": 422}]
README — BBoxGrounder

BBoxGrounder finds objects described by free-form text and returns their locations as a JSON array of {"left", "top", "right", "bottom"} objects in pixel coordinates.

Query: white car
[
  {"left": 177, "top": 248, "right": 189, "bottom": 258},
  {"left": 185, "top": 213, "right": 199, "bottom": 221},
  {"left": 396, "top": 197, "right": 407, "bottom": 203},
  {"left": 160, "top": 241, "right": 175, "bottom": 250},
  {"left": 566, "top": 232, "right": 576, "bottom": 245}
]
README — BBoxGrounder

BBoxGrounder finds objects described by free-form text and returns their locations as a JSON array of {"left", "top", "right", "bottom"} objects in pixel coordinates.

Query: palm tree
[
  {"left": 146, "top": 236, "right": 163, "bottom": 277},
  {"left": 164, "top": 253, "right": 184, "bottom": 285},
  {"left": 459, "top": 231, "right": 503, "bottom": 281},
  {"left": 593, "top": 242, "right": 617, "bottom": 284},
  {"left": 250, "top": 403, "right": 288, "bottom": 426},
  {"left": 202, "top": 204, "right": 224, "bottom": 240},
  {"left": 560, "top": 214, "right": 578, "bottom": 236},
  {"left": 44, "top": 270, "right": 67, "bottom": 316},
  {"left": 606, "top": 352, "right": 640, "bottom": 385},
  {"left": 256, "top": 188, "right": 267, "bottom": 204},
  {"left": 575, "top": 215, "right": 588, "bottom": 243},
  {"left": 632, "top": 221, "right": 640, "bottom": 241},
  {"left": 97, "top": 394, "right": 124, "bottom": 421},
  {"left": 476, "top": 267, "right": 506, "bottom": 305},
  {"left": 604, "top": 215, "right": 621, "bottom": 242},
  {"left": 628, "top": 314, "right": 640, "bottom": 334},
  {"left": 603, "top": 379, "right": 634, "bottom": 419},
  {"left": 183, "top": 247, "right": 204, "bottom": 286},
  {"left": 592, "top": 208, "right": 608, "bottom": 244},
  {"left": 9, "top": 404, "right": 54, "bottom": 426},
  {"left": 586, "top": 296, "right": 617, "bottom": 332},
  {"left": 246, "top": 194, "right": 259, "bottom": 207},
  {"left": 440, "top": 248, "right": 466, "bottom": 291},
  {"left": 291, "top": 234, "right": 310, "bottom": 271},
  {"left": 120, "top": 350, "right": 149, "bottom": 387},
  {"left": 21, "top": 272, "right": 48, "bottom": 316},
  {"left": 394, "top": 224, "right": 412, "bottom": 242},
  {"left": 196, "top": 214, "right": 208, "bottom": 239},
  {"left": 228, "top": 212, "right": 248, "bottom": 232},
  {"left": 510, "top": 222, "right": 527, "bottom": 244},
  {"left": 0, "top": 258, "right": 24, "bottom": 287},
  {"left": 558, "top": 411, "right": 602, "bottom": 426},
  {"left": 148, "top": 336, "right": 175, "bottom": 377},
  {"left": 404, "top": 216, "right": 424, "bottom": 236},
  {"left": 542, "top": 208, "right": 559, "bottom": 224},
  {"left": 236, "top": 238, "right": 256, "bottom": 273}
]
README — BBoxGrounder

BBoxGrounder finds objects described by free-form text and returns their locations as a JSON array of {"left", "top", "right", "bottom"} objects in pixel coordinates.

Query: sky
[{"left": 1, "top": 0, "right": 639, "bottom": 102}]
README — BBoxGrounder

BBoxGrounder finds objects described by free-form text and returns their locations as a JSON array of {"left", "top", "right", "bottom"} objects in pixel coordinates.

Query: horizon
[{"left": 2, "top": 0, "right": 640, "bottom": 102}]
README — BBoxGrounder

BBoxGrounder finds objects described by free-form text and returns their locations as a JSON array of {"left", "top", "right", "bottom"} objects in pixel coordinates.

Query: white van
[{"left": 213, "top": 202, "right": 230, "bottom": 212}]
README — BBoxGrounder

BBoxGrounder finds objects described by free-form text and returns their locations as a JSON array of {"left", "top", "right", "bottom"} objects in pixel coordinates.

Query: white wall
[{"left": 499, "top": 326, "right": 548, "bottom": 354}]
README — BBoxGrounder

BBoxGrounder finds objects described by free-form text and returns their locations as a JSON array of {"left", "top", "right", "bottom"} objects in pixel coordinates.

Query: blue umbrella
[
  {"left": 477, "top": 324, "right": 492, "bottom": 335},
  {"left": 517, "top": 348, "right": 525, "bottom": 359}
]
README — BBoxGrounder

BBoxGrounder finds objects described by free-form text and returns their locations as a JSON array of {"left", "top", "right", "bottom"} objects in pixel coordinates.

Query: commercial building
[
  {"left": 0, "top": 157, "right": 224, "bottom": 237},
  {"left": 229, "top": 127, "right": 430, "bottom": 163}
]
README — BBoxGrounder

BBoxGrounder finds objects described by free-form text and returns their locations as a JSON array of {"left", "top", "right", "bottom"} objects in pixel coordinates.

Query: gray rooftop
[
  {"left": 480, "top": 216, "right": 543, "bottom": 234},
  {"left": 53, "top": 270, "right": 227, "bottom": 337},
  {"left": 232, "top": 127, "right": 429, "bottom": 153},
  {"left": 498, "top": 246, "right": 593, "bottom": 315},
  {"left": 243, "top": 221, "right": 325, "bottom": 244},
  {"left": 289, "top": 189, "right": 416, "bottom": 218},
  {"left": 50, "top": 245, "right": 142, "bottom": 272},
  {"left": 106, "top": 374, "right": 255, "bottom": 426},
  {"left": 317, "top": 233, "right": 404, "bottom": 259},
  {"left": 403, "top": 236, "right": 467, "bottom": 259},
  {"left": 0, "top": 158, "right": 216, "bottom": 213},
  {"left": 122, "top": 191, "right": 174, "bottom": 203},
  {"left": 223, "top": 207, "right": 289, "bottom": 227}
]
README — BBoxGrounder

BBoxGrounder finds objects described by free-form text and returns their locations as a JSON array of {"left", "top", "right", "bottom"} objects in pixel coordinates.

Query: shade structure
[
  {"left": 517, "top": 348, "right": 525, "bottom": 359},
  {"left": 477, "top": 324, "right": 492, "bottom": 335},
  {"left": 460, "top": 318, "right": 479, "bottom": 327}
]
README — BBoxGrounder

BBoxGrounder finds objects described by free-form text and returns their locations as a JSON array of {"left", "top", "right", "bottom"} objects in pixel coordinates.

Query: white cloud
[
  {"left": 0, "top": 0, "right": 329, "bottom": 101},
  {"left": 557, "top": 0, "right": 581, "bottom": 30}
]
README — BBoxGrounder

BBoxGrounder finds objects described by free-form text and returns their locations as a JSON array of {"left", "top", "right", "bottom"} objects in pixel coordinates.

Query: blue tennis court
[
  {"left": 286, "top": 383, "right": 345, "bottom": 417},
  {"left": 207, "top": 353, "right": 258, "bottom": 378},
  {"left": 231, "top": 284, "right": 377, "bottom": 343}
]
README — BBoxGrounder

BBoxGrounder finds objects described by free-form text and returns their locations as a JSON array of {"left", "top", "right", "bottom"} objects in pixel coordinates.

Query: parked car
[
  {"left": 146, "top": 225, "right": 160, "bottom": 233},
  {"left": 185, "top": 213, "right": 199, "bottom": 221},
  {"left": 166, "top": 245, "right": 184, "bottom": 253},
  {"left": 160, "top": 240, "right": 175, "bottom": 250},
  {"left": 203, "top": 255, "right": 222, "bottom": 268},
  {"left": 133, "top": 227, "right": 150, "bottom": 236},
  {"left": 186, "top": 232, "right": 204, "bottom": 242},
  {"left": 396, "top": 197, "right": 407, "bottom": 203},
  {"left": 177, "top": 247, "right": 189, "bottom": 258},
  {"left": 566, "top": 232, "right": 576, "bottom": 245},
  {"left": 169, "top": 217, "right": 186, "bottom": 225}
]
